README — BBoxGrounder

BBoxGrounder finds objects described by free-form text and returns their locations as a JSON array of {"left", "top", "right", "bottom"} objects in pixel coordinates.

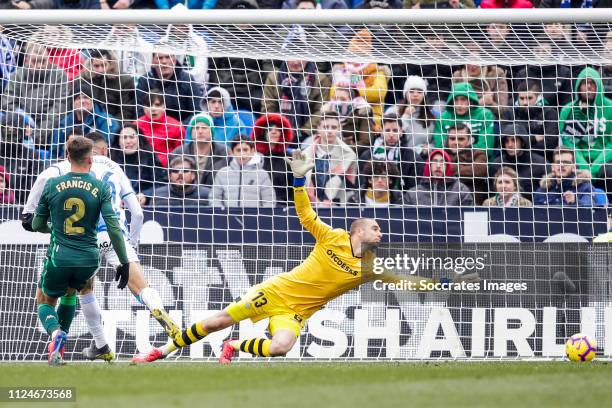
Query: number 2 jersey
[
  {"left": 35, "top": 172, "right": 114, "bottom": 268},
  {"left": 25, "top": 156, "right": 139, "bottom": 242}
]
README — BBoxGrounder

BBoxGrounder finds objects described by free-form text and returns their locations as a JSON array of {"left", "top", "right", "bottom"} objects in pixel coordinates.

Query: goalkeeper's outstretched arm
[{"left": 285, "top": 149, "right": 333, "bottom": 241}]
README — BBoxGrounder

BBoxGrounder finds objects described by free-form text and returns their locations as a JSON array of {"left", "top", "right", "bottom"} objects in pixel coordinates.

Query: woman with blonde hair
[{"left": 482, "top": 166, "right": 532, "bottom": 207}]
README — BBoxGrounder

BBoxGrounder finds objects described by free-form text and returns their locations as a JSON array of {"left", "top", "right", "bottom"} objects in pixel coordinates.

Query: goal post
[{"left": 0, "top": 9, "right": 610, "bottom": 362}]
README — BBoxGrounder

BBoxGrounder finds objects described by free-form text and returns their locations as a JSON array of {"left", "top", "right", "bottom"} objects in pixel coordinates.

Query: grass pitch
[{"left": 0, "top": 361, "right": 610, "bottom": 408}]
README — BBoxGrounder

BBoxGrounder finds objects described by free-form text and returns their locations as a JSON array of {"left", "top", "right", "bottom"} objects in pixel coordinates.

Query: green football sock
[
  {"left": 57, "top": 295, "right": 77, "bottom": 334},
  {"left": 38, "top": 304, "right": 60, "bottom": 336}
]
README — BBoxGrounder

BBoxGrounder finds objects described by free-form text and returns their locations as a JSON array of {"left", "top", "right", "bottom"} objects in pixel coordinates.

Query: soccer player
[
  {"left": 22, "top": 132, "right": 180, "bottom": 361},
  {"left": 132, "top": 150, "right": 477, "bottom": 364},
  {"left": 31, "top": 136, "right": 131, "bottom": 366}
]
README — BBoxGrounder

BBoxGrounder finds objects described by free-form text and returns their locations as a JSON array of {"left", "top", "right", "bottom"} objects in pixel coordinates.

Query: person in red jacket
[{"left": 135, "top": 89, "right": 185, "bottom": 168}]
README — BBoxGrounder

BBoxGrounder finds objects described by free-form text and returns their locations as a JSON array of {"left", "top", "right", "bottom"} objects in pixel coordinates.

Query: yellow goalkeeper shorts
[{"left": 225, "top": 284, "right": 305, "bottom": 337}]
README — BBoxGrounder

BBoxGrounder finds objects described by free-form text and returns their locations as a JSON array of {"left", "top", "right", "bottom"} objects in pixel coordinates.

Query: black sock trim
[
  {"left": 240, "top": 340, "right": 248, "bottom": 352},
  {"left": 191, "top": 323, "right": 205, "bottom": 340},
  {"left": 257, "top": 339, "right": 264, "bottom": 356},
  {"left": 247, "top": 339, "right": 256, "bottom": 355},
  {"left": 181, "top": 331, "right": 192, "bottom": 346}
]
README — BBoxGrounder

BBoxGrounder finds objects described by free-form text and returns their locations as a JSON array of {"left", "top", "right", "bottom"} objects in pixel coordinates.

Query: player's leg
[
  {"left": 131, "top": 310, "right": 237, "bottom": 364},
  {"left": 37, "top": 260, "right": 69, "bottom": 366},
  {"left": 100, "top": 231, "right": 180, "bottom": 338},
  {"left": 221, "top": 314, "right": 302, "bottom": 364},
  {"left": 78, "top": 278, "right": 114, "bottom": 362},
  {"left": 56, "top": 288, "right": 77, "bottom": 334}
]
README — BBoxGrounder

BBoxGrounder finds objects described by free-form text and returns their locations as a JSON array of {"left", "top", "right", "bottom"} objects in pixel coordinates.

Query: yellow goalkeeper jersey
[{"left": 263, "top": 186, "right": 365, "bottom": 319}]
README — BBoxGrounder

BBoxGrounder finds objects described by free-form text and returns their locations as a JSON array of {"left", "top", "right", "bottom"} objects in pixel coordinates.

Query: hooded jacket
[
  {"left": 433, "top": 82, "right": 496, "bottom": 158},
  {"left": 210, "top": 153, "right": 276, "bottom": 208},
  {"left": 533, "top": 169, "right": 597, "bottom": 207},
  {"left": 559, "top": 67, "right": 612, "bottom": 178},
  {"left": 452, "top": 65, "right": 509, "bottom": 118},
  {"left": 135, "top": 112, "right": 185, "bottom": 168},
  {"left": 512, "top": 65, "right": 573, "bottom": 108},
  {"left": 52, "top": 103, "right": 121, "bottom": 159},
  {"left": 1, "top": 64, "right": 70, "bottom": 144},
  {"left": 403, "top": 149, "right": 474, "bottom": 207},
  {"left": 251, "top": 113, "right": 295, "bottom": 204},
  {"left": 489, "top": 123, "right": 548, "bottom": 196},
  {"left": 136, "top": 64, "right": 204, "bottom": 123},
  {"left": 510, "top": 93, "right": 559, "bottom": 157},
  {"left": 445, "top": 144, "right": 488, "bottom": 204},
  {"left": 199, "top": 86, "right": 248, "bottom": 146}
]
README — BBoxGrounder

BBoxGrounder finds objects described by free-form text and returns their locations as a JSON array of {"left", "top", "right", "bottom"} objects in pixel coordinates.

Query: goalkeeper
[{"left": 132, "top": 150, "right": 477, "bottom": 364}]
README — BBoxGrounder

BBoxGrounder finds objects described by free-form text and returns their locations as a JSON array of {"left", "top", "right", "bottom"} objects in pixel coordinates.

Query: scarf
[
  {"left": 278, "top": 61, "right": 316, "bottom": 130},
  {"left": 496, "top": 193, "right": 522, "bottom": 207},
  {"left": 371, "top": 137, "right": 400, "bottom": 162}
]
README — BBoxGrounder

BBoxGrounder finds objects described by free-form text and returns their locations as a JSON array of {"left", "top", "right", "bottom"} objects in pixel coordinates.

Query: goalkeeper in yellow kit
[{"left": 132, "top": 150, "right": 473, "bottom": 364}]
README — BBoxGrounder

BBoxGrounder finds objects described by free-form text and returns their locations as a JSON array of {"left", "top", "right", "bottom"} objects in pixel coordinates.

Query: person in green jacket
[
  {"left": 560, "top": 67, "right": 612, "bottom": 181},
  {"left": 432, "top": 82, "right": 496, "bottom": 159}
]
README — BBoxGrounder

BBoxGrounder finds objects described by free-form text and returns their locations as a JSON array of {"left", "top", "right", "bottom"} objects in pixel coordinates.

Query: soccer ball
[{"left": 565, "top": 333, "right": 597, "bottom": 362}]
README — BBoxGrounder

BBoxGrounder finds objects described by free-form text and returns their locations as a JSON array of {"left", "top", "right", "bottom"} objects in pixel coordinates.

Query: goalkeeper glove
[
  {"left": 284, "top": 149, "right": 315, "bottom": 179},
  {"left": 115, "top": 263, "right": 130, "bottom": 289},
  {"left": 21, "top": 212, "right": 34, "bottom": 232}
]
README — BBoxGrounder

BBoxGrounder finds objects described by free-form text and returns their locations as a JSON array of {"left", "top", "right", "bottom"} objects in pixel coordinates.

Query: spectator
[
  {"left": 533, "top": 147, "right": 597, "bottom": 207},
  {"left": 403, "top": 149, "right": 474, "bottom": 206},
  {"left": 445, "top": 123, "right": 488, "bottom": 204},
  {"left": 333, "top": 29, "right": 390, "bottom": 126},
  {"left": 350, "top": 161, "right": 403, "bottom": 206},
  {"left": 432, "top": 82, "right": 496, "bottom": 159},
  {"left": 600, "top": 31, "right": 612, "bottom": 99},
  {"left": 539, "top": 0, "right": 611, "bottom": 8},
  {"left": 1, "top": 42, "right": 70, "bottom": 145},
  {"left": 510, "top": 80, "right": 559, "bottom": 159},
  {"left": 0, "top": 165, "right": 15, "bottom": 204},
  {"left": 136, "top": 52, "right": 204, "bottom": 123},
  {"left": 283, "top": 0, "right": 347, "bottom": 8},
  {"left": 0, "top": 114, "right": 42, "bottom": 204},
  {"left": 143, "top": 156, "right": 209, "bottom": 207},
  {"left": 479, "top": 0, "right": 532, "bottom": 7},
  {"left": 511, "top": 40, "right": 573, "bottom": 108},
  {"left": 210, "top": 135, "right": 276, "bottom": 208},
  {"left": 251, "top": 113, "right": 295, "bottom": 205},
  {"left": 263, "top": 37, "right": 331, "bottom": 140},
  {"left": 110, "top": 124, "right": 165, "bottom": 194},
  {"left": 489, "top": 123, "right": 548, "bottom": 197},
  {"left": 0, "top": 29, "right": 18, "bottom": 93},
  {"left": 135, "top": 89, "right": 185, "bottom": 168},
  {"left": 208, "top": 49, "right": 273, "bottom": 113},
  {"left": 403, "top": 0, "right": 475, "bottom": 8},
  {"left": 359, "top": 113, "right": 419, "bottom": 191},
  {"left": 51, "top": 83, "right": 120, "bottom": 159},
  {"left": 161, "top": 15, "right": 209, "bottom": 86},
  {"left": 82, "top": 49, "right": 137, "bottom": 121},
  {"left": 323, "top": 85, "right": 375, "bottom": 155},
  {"left": 452, "top": 56, "right": 509, "bottom": 119},
  {"left": 482, "top": 167, "right": 532, "bottom": 207},
  {"left": 559, "top": 67, "right": 612, "bottom": 183},
  {"left": 199, "top": 86, "right": 248, "bottom": 146},
  {"left": 385, "top": 75, "right": 434, "bottom": 154},
  {"left": 104, "top": 24, "right": 153, "bottom": 78},
  {"left": 170, "top": 113, "right": 230, "bottom": 188},
  {"left": 13, "top": 0, "right": 101, "bottom": 8},
  {"left": 303, "top": 111, "right": 357, "bottom": 205}
]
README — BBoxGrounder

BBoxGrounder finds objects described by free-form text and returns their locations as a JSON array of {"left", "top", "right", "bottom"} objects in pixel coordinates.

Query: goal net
[{"left": 0, "top": 9, "right": 610, "bottom": 362}]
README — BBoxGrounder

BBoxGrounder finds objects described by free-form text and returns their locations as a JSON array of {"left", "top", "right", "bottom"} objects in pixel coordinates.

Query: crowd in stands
[{"left": 0, "top": 11, "right": 611, "bottom": 210}]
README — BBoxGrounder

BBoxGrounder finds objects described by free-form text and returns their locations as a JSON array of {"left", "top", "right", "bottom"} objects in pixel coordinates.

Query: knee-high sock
[
  {"left": 238, "top": 338, "right": 271, "bottom": 357},
  {"left": 139, "top": 287, "right": 164, "bottom": 311},
  {"left": 38, "top": 304, "right": 60, "bottom": 336},
  {"left": 162, "top": 321, "right": 208, "bottom": 355},
  {"left": 57, "top": 295, "right": 77, "bottom": 333},
  {"left": 79, "top": 293, "right": 107, "bottom": 349}
]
